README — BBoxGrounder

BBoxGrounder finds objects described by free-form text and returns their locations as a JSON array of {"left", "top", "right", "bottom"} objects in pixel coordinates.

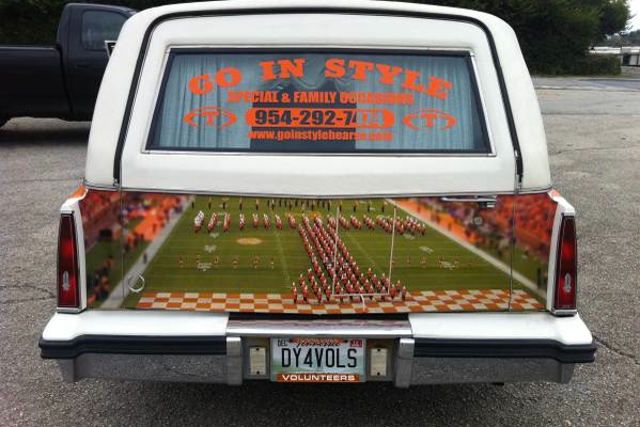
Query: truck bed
[{"left": 0, "top": 46, "right": 70, "bottom": 119}]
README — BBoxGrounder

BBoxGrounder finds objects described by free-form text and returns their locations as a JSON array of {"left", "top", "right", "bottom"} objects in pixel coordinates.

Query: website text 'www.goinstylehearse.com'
[{"left": 248, "top": 129, "right": 394, "bottom": 141}]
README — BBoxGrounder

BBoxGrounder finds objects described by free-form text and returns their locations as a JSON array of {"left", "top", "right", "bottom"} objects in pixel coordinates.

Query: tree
[
  {"left": 600, "top": 0, "right": 631, "bottom": 36},
  {"left": 411, "top": 0, "right": 630, "bottom": 74},
  {"left": 0, "top": 0, "right": 632, "bottom": 74},
  {"left": 602, "top": 29, "right": 640, "bottom": 46}
]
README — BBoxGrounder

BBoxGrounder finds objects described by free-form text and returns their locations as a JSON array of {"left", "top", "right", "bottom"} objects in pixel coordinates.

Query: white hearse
[{"left": 40, "top": 0, "right": 595, "bottom": 386}]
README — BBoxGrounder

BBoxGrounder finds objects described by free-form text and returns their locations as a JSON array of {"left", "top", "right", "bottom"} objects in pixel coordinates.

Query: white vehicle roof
[{"left": 86, "top": 0, "right": 550, "bottom": 194}]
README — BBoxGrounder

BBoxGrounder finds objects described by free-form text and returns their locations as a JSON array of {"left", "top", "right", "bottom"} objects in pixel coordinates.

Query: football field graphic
[{"left": 119, "top": 196, "right": 546, "bottom": 313}]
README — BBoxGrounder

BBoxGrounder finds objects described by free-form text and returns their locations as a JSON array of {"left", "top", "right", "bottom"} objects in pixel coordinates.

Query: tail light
[
  {"left": 553, "top": 216, "right": 577, "bottom": 313},
  {"left": 57, "top": 213, "right": 80, "bottom": 309}
]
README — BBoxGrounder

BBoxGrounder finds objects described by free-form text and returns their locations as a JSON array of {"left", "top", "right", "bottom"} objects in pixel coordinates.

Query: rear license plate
[{"left": 271, "top": 338, "right": 366, "bottom": 383}]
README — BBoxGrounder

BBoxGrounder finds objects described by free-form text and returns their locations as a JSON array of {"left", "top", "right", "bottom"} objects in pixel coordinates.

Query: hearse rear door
[{"left": 116, "top": 12, "right": 519, "bottom": 311}]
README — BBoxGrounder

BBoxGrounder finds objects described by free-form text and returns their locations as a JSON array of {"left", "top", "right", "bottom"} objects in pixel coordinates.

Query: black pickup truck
[{"left": 0, "top": 3, "right": 135, "bottom": 128}]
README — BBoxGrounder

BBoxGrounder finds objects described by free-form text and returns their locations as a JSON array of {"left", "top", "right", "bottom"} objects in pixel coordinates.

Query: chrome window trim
[
  {"left": 83, "top": 184, "right": 525, "bottom": 198},
  {"left": 82, "top": 178, "right": 552, "bottom": 197},
  {"left": 138, "top": 44, "right": 497, "bottom": 157}
]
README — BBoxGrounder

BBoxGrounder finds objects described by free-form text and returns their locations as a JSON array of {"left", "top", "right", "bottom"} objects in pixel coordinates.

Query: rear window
[
  {"left": 147, "top": 49, "right": 489, "bottom": 154},
  {"left": 81, "top": 11, "right": 127, "bottom": 51}
]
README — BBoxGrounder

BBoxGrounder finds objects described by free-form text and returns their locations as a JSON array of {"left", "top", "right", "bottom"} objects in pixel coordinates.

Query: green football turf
[
  {"left": 122, "top": 196, "right": 544, "bottom": 308},
  {"left": 85, "top": 218, "right": 149, "bottom": 308}
]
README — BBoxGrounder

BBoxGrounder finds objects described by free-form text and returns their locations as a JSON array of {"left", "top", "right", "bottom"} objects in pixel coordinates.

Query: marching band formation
[
  {"left": 186, "top": 199, "right": 459, "bottom": 305},
  {"left": 293, "top": 213, "right": 408, "bottom": 304},
  {"left": 194, "top": 204, "right": 427, "bottom": 236}
]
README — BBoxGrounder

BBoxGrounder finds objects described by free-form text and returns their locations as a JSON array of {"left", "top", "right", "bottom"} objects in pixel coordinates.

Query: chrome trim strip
[
  {"left": 166, "top": 44, "right": 477, "bottom": 52},
  {"left": 90, "top": 187, "right": 519, "bottom": 198},
  {"left": 410, "top": 358, "right": 575, "bottom": 385},
  {"left": 54, "top": 352, "right": 576, "bottom": 385},
  {"left": 83, "top": 180, "right": 552, "bottom": 195},
  {"left": 140, "top": 149, "right": 496, "bottom": 158},
  {"left": 551, "top": 309, "right": 578, "bottom": 317},
  {"left": 57, "top": 354, "right": 228, "bottom": 383},
  {"left": 57, "top": 359, "right": 76, "bottom": 382},
  {"left": 394, "top": 337, "right": 414, "bottom": 388},
  {"left": 56, "top": 307, "right": 84, "bottom": 314},
  {"left": 82, "top": 179, "right": 118, "bottom": 191},
  {"left": 140, "top": 45, "right": 496, "bottom": 157},
  {"left": 517, "top": 185, "right": 553, "bottom": 194},
  {"left": 226, "top": 319, "right": 412, "bottom": 338},
  {"left": 226, "top": 336, "right": 243, "bottom": 385}
]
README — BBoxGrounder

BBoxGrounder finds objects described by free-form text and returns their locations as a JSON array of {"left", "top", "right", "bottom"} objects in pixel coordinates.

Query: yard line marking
[
  {"left": 274, "top": 229, "right": 291, "bottom": 285},
  {"left": 388, "top": 199, "right": 544, "bottom": 299},
  {"left": 102, "top": 196, "right": 193, "bottom": 308},
  {"left": 343, "top": 230, "right": 382, "bottom": 272}
]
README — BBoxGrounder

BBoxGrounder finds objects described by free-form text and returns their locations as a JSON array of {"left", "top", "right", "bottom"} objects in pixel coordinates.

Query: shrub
[{"left": 567, "top": 54, "right": 621, "bottom": 75}]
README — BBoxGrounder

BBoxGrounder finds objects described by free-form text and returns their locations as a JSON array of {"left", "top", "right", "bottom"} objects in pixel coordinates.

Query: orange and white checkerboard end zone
[{"left": 135, "top": 289, "right": 544, "bottom": 314}]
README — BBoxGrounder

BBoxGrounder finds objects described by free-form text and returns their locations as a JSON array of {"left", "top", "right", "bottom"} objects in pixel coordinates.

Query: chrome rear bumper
[{"left": 40, "top": 312, "right": 595, "bottom": 387}]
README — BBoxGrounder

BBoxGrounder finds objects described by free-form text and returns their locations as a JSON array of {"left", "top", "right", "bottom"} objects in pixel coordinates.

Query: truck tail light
[
  {"left": 57, "top": 214, "right": 80, "bottom": 309},
  {"left": 553, "top": 216, "right": 577, "bottom": 313}
]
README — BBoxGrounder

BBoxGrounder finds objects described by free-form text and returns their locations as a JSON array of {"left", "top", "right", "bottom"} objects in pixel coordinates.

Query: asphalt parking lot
[{"left": 1, "top": 77, "right": 639, "bottom": 427}]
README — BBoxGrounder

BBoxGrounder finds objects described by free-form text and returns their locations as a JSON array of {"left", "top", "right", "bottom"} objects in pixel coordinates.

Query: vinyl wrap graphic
[
  {"left": 77, "top": 191, "right": 556, "bottom": 312},
  {"left": 148, "top": 51, "right": 488, "bottom": 152}
]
